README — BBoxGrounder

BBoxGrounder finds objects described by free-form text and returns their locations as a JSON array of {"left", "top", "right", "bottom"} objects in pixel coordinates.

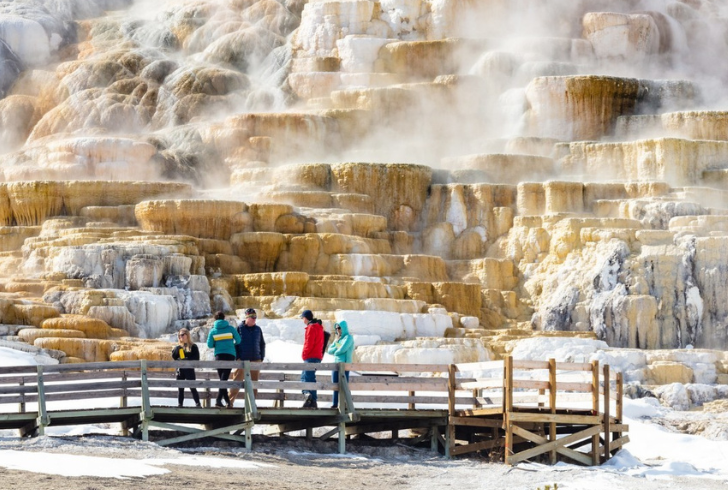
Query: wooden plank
[
  {"left": 0, "top": 366, "right": 41, "bottom": 375},
  {"left": 43, "top": 361, "right": 142, "bottom": 373},
  {"left": 0, "top": 395, "right": 26, "bottom": 405},
  {"left": 347, "top": 363, "right": 449, "bottom": 374},
  {"left": 554, "top": 362, "right": 593, "bottom": 371},
  {"left": 458, "top": 379, "right": 503, "bottom": 390},
  {"left": 149, "top": 379, "right": 244, "bottom": 390},
  {"left": 512, "top": 360, "right": 549, "bottom": 370},
  {"left": 0, "top": 374, "right": 38, "bottom": 384},
  {"left": 509, "top": 424, "right": 599, "bottom": 466},
  {"left": 455, "top": 407, "right": 503, "bottom": 417},
  {"left": 449, "top": 416, "right": 502, "bottom": 428},
  {"left": 454, "top": 361, "right": 504, "bottom": 372},
  {"left": 42, "top": 407, "right": 141, "bottom": 420},
  {"left": 42, "top": 371, "right": 129, "bottom": 382},
  {"left": 347, "top": 382, "right": 448, "bottom": 392},
  {"left": 609, "top": 435, "right": 630, "bottom": 452},
  {"left": 44, "top": 389, "right": 126, "bottom": 403},
  {"left": 508, "top": 413, "right": 601, "bottom": 425},
  {"left": 450, "top": 438, "right": 500, "bottom": 456},
  {"left": 355, "top": 409, "right": 448, "bottom": 418},
  {"left": 41, "top": 380, "right": 139, "bottom": 394},
  {"left": 555, "top": 382, "right": 593, "bottom": 392},
  {"left": 512, "top": 379, "right": 550, "bottom": 390},
  {"left": 610, "top": 424, "right": 629, "bottom": 432},
  {"left": 255, "top": 381, "right": 338, "bottom": 391},
  {"left": 0, "top": 384, "right": 38, "bottom": 395},
  {"left": 346, "top": 395, "right": 472, "bottom": 405}
]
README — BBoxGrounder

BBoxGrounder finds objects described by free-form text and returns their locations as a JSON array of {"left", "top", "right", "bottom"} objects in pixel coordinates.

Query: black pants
[
  {"left": 176, "top": 369, "right": 200, "bottom": 406},
  {"left": 215, "top": 353, "right": 235, "bottom": 406}
]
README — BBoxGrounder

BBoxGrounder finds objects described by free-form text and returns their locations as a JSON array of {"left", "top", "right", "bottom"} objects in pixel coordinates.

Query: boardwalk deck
[{"left": 0, "top": 357, "right": 628, "bottom": 464}]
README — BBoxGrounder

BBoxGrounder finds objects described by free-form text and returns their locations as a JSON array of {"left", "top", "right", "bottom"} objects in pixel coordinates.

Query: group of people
[{"left": 172, "top": 309, "right": 355, "bottom": 409}]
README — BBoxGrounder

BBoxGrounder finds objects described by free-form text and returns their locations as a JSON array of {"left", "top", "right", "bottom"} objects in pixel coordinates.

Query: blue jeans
[
  {"left": 301, "top": 358, "right": 321, "bottom": 401},
  {"left": 331, "top": 369, "right": 350, "bottom": 407}
]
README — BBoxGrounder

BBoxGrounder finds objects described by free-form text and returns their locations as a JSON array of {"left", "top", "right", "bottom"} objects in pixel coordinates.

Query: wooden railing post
[
  {"left": 446, "top": 364, "right": 456, "bottom": 458},
  {"left": 548, "top": 358, "right": 557, "bottom": 465},
  {"left": 204, "top": 371, "right": 211, "bottom": 408},
  {"left": 602, "top": 364, "right": 611, "bottom": 464},
  {"left": 504, "top": 356, "right": 513, "bottom": 464},
  {"left": 36, "top": 366, "right": 48, "bottom": 436},
  {"left": 243, "top": 361, "right": 256, "bottom": 450},
  {"left": 140, "top": 360, "right": 151, "bottom": 442},
  {"left": 19, "top": 377, "right": 25, "bottom": 414},
  {"left": 616, "top": 371, "right": 623, "bottom": 421},
  {"left": 120, "top": 371, "right": 129, "bottom": 437},
  {"left": 615, "top": 371, "right": 624, "bottom": 445},
  {"left": 591, "top": 360, "right": 600, "bottom": 466},
  {"left": 337, "top": 363, "right": 347, "bottom": 454}
]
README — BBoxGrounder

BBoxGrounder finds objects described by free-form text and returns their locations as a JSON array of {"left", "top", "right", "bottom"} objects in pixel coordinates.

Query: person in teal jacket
[
  {"left": 327, "top": 320, "right": 355, "bottom": 409},
  {"left": 206, "top": 311, "right": 241, "bottom": 408}
]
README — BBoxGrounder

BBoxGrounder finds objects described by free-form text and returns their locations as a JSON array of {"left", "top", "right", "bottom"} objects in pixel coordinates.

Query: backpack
[{"left": 322, "top": 330, "right": 331, "bottom": 357}]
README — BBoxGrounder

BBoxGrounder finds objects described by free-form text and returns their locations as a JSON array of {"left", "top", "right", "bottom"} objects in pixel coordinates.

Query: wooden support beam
[
  {"left": 153, "top": 421, "right": 253, "bottom": 446},
  {"left": 319, "top": 426, "right": 339, "bottom": 441},
  {"left": 609, "top": 435, "right": 630, "bottom": 453},
  {"left": 450, "top": 438, "right": 500, "bottom": 457},
  {"left": 509, "top": 424, "right": 600, "bottom": 466},
  {"left": 264, "top": 416, "right": 347, "bottom": 435},
  {"left": 449, "top": 416, "right": 502, "bottom": 428},
  {"left": 508, "top": 413, "right": 601, "bottom": 425},
  {"left": 148, "top": 421, "right": 248, "bottom": 444}
]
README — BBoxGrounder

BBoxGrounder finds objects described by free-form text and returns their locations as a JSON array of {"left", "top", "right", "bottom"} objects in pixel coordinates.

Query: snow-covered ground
[{"left": 1, "top": 341, "right": 728, "bottom": 487}]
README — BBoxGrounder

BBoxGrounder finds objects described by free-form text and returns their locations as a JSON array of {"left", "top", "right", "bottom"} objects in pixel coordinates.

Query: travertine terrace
[{"left": 0, "top": 0, "right": 727, "bottom": 384}]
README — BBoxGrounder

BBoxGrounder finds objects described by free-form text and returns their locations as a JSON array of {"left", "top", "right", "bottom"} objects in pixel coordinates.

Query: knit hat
[
  {"left": 300, "top": 309, "right": 313, "bottom": 321},
  {"left": 244, "top": 308, "right": 257, "bottom": 319}
]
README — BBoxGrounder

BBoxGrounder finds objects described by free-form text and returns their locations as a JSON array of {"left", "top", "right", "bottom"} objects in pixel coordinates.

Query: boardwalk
[{"left": 0, "top": 357, "right": 628, "bottom": 465}]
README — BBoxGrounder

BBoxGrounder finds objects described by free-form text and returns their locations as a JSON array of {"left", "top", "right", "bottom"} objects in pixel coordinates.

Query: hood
[
  {"left": 337, "top": 320, "right": 350, "bottom": 336},
  {"left": 214, "top": 319, "right": 230, "bottom": 329}
]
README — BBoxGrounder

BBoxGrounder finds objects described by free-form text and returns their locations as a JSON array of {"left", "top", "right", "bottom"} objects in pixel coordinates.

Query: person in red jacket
[{"left": 300, "top": 309, "right": 324, "bottom": 408}]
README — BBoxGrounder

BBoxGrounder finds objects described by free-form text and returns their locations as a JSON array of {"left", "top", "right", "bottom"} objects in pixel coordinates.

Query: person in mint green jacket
[
  {"left": 327, "top": 320, "right": 355, "bottom": 409},
  {"left": 206, "top": 311, "right": 241, "bottom": 408}
]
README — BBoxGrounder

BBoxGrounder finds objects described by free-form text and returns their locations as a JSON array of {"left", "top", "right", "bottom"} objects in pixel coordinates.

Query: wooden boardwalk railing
[{"left": 0, "top": 357, "right": 628, "bottom": 464}]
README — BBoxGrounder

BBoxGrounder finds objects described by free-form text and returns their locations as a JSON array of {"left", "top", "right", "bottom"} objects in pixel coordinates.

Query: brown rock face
[
  {"left": 331, "top": 163, "right": 431, "bottom": 231},
  {"left": 136, "top": 200, "right": 249, "bottom": 240},
  {"left": 525, "top": 76, "right": 641, "bottom": 140}
]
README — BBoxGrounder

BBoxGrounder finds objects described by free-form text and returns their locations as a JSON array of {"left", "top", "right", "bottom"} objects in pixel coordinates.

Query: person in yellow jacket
[{"left": 172, "top": 328, "right": 201, "bottom": 408}]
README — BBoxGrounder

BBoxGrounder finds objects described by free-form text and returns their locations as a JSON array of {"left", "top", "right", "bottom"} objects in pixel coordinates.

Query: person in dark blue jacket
[{"left": 229, "top": 308, "right": 266, "bottom": 407}]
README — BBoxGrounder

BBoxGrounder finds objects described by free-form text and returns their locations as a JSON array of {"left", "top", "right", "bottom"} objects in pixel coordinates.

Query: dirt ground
[{"left": 0, "top": 433, "right": 726, "bottom": 490}]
